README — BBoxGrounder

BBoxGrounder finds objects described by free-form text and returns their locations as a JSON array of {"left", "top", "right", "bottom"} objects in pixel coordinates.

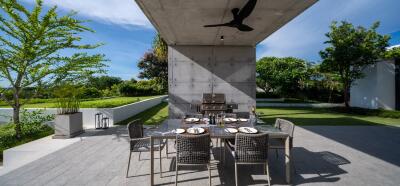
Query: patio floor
[{"left": 1, "top": 125, "right": 399, "bottom": 186}]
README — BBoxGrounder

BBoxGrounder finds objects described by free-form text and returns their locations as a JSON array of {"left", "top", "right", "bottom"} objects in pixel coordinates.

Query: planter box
[{"left": 53, "top": 112, "right": 84, "bottom": 139}]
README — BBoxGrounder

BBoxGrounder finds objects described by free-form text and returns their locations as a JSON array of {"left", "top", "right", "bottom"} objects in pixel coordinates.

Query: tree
[
  {"left": 384, "top": 46, "right": 400, "bottom": 59},
  {"left": 152, "top": 33, "right": 168, "bottom": 61},
  {"left": 320, "top": 21, "right": 389, "bottom": 107},
  {"left": 256, "top": 57, "right": 310, "bottom": 97},
  {"left": 137, "top": 52, "right": 168, "bottom": 92},
  {"left": 87, "top": 75, "right": 122, "bottom": 90},
  {"left": 0, "top": 0, "right": 106, "bottom": 138},
  {"left": 137, "top": 33, "right": 168, "bottom": 92}
]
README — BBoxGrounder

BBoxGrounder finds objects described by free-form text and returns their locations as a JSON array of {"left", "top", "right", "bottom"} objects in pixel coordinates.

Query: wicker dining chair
[
  {"left": 226, "top": 133, "right": 271, "bottom": 186},
  {"left": 126, "top": 119, "right": 166, "bottom": 178},
  {"left": 175, "top": 133, "right": 211, "bottom": 186},
  {"left": 270, "top": 118, "right": 295, "bottom": 158}
]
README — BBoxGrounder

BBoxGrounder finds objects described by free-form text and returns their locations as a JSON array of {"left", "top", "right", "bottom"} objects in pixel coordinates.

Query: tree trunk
[
  {"left": 344, "top": 83, "right": 350, "bottom": 108},
  {"left": 13, "top": 90, "right": 22, "bottom": 139},
  {"left": 13, "top": 105, "right": 22, "bottom": 139}
]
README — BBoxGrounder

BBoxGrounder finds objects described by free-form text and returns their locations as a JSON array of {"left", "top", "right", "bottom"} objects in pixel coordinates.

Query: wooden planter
[{"left": 53, "top": 112, "right": 84, "bottom": 139}]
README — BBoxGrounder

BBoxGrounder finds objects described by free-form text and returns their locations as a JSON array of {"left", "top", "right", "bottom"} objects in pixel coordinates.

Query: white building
[{"left": 350, "top": 58, "right": 399, "bottom": 110}]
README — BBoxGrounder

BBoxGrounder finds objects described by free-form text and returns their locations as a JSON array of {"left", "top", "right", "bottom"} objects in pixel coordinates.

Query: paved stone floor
[{"left": 0, "top": 125, "right": 399, "bottom": 186}]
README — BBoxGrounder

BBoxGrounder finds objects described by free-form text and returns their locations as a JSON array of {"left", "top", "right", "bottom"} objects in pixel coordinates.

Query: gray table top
[{"left": 146, "top": 119, "right": 289, "bottom": 139}]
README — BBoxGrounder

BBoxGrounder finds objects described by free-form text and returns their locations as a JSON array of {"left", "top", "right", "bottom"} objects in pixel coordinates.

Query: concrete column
[{"left": 168, "top": 45, "right": 256, "bottom": 118}]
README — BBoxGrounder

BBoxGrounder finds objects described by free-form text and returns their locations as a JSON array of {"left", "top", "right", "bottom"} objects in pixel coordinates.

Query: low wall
[{"left": 0, "top": 96, "right": 167, "bottom": 128}]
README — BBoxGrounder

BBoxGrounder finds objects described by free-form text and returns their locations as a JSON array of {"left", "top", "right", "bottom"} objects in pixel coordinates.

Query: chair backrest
[
  {"left": 176, "top": 133, "right": 211, "bottom": 164},
  {"left": 275, "top": 118, "right": 295, "bottom": 138},
  {"left": 225, "top": 113, "right": 237, "bottom": 118},
  {"left": 235, "top": 133, "right": 269, "bottom": 163},
  {"left": 127, "top": 119, "right": 144, "bottom": 139}
]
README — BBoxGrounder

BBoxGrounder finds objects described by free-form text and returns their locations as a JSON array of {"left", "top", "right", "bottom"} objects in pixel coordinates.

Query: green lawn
[
  {"left": 257, "top": 98, "right": 320, "bottom": 103},
  {"left": 257, "top": 107, "right": 400, "bottom": 126},
  {"left": 117, "top": 102, "right": 169, "bottom": 126},
  {"left": 0, "top": 96, "right": 160, "bottom": 108}
]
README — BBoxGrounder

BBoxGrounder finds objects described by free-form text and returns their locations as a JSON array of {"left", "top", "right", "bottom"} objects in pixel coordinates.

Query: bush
[
  {"left": 0, "top": 109, "right": 54, "bottom": 162},
  {"left": 256, "top": 92, "right": 281, "bottom": 98},
  {"left": 118, "top": 80, "right": 163, "bottom": 97},
  {"left": 80, "top": 87, "right": 102, "bottom": 98}
]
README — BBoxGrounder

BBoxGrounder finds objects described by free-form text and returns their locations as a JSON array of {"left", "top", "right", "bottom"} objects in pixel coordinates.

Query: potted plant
[{"left": 53, "top": 84, "right": 84, "bottom": 139}]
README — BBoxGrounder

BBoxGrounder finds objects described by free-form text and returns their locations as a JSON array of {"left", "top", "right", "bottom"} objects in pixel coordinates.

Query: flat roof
[{"left": 135, "top": 0, "right": 318, "bottom": 46}]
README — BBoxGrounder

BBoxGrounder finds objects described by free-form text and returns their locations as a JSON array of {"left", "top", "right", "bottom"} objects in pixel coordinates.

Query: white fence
[{"left": 0, "top": 95, "right": 167, "bottom": 128}]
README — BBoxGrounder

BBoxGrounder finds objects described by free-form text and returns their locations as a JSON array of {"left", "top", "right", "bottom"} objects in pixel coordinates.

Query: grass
[
  {"left": 256, "top": 107, "right": 400, "bottom": 127},
  {"left": 257, "top": 98, "right": 320, "bottom": 103},
  {"left": 0, "top": 96, "right": 160, "bottom": 108},
  {"left": 0, "top": 124, "right": 54, "bottom": 163},
  {"left": 116, "top": 102, "right": 169, "bottom": 126}
]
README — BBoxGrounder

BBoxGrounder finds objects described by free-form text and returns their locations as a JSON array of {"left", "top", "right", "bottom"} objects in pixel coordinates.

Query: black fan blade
[
  {"left": 204, "top": 23, "right": 231, "bottom": 27},
  {"left": 237, "top": 24, "right": 254, "bottom": 32},
  {"left": 237, "top": 0, "right": 257, "bottom": 20}
]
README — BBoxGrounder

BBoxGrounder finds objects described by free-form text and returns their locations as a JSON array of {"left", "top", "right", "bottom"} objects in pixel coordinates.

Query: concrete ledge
[
  {"left": 0, "top": 135, "right": 83, "bottom": 176},
  {"left": 257, "top": 103, "right": 344, "bottom": 108}
]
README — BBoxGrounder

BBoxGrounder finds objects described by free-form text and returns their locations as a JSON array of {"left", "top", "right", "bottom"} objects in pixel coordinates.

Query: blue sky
[{"left": 3, "top": 0, "right": 400, "bottom": 82}]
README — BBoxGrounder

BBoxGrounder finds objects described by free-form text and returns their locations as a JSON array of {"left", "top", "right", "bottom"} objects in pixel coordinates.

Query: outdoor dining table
[{"left": 147, "top": 119, "right": 291, "bottom": 185}]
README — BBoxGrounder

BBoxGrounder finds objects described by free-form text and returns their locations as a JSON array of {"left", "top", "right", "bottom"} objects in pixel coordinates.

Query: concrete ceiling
[{"left": 135, "top": 0, "right": 318, "bottom": 46}]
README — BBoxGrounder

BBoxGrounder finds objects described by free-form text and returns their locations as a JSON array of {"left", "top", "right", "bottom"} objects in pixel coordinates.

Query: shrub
[
  {"left": 81, "top": 87, "right": 102, "bottom": 98},
  {"left": 54, "top": 84, "right": 82, "bottom": 114},
  {"left": 0, "top": 109, "right": 54, "bottom": 162}
]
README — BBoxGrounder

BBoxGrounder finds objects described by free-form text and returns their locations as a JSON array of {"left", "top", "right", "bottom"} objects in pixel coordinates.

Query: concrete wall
[
  {"left": 350, "top": 60, "right": 396, "bottom": 110},
  {"left": 0, "top": 96, "right": 167, "bottom": 128},
  {"left": 168, "top": 45, "right": 256, "bottom": 118}
]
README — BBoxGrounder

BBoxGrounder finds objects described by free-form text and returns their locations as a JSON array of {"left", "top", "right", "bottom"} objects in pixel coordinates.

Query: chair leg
[
  {"left": 166, "top": 139, "right": 169, "bottom": 158},
  {"left": 126, "top": 151, "right": 132, "bottom": 178},
  {"left": 235, "top": 163, "right": 238, "bottom": 186},
  {"left": 175, "top": 164, "right": 178, "bottom": 186},
  {"left": 266, "top": 162, "right": 271, "bottom": 186},
  {"left": 223, "top": 140, "right": 226, "bottom": 163},
  {"left": 208, "top": 164, "right": 211, "bottom": 186},
  {"left": 160, "top": 147, "right": 163, "bottom": 177}
]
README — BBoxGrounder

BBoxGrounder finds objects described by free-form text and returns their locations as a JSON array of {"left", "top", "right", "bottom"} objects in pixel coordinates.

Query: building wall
[
  {"left": 168, "top": 45, "right": 256, "bottom": 118},
  {"left": 350, "top": 60, "right": 396, "bottom": 110}
]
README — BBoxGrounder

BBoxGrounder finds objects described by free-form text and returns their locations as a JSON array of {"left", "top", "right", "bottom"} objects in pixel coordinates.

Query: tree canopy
[
  {"left": 137, "top": 33, "right": 168, "bottom": 92},
  {"left": 256, "top": 57, "right": 311, "bottom": 97},
  {"left": 319, "top": 21, "right": 389, "bottom": 107}
]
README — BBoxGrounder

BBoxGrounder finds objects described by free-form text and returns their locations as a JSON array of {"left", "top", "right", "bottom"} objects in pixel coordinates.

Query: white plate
[
  {"left": 224, "top": 118, "right": 238, "bottom": 122},
  {"left": 238, "top": 127, "right": 258, "bottom": 134},
  {"left": 175, "top": 128, "right": 186, "bottom": 134},
  {"left": 238, "top": 118, "right": 248, "bottom": 122},
  {"left": 185, "top": 118, "right": 200, "bottom": 122},
  {"left": 187, "top": 127, "right": 205, "bottom": 135},
  {"left": 203, "top": 118, "right": 210, "bottom": 122},
  {"left": 224, "top": 128, "right": 238, "bottom": 134}
]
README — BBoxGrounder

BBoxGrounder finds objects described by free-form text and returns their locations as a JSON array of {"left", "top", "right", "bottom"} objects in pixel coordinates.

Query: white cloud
[{"left": 23, "top": 0, "right": 152, "bottom": 28}]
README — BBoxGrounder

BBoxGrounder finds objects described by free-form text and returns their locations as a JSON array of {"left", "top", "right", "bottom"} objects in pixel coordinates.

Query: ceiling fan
[{"left": 204, "top": 0, "right": 257, "bottom": 32}]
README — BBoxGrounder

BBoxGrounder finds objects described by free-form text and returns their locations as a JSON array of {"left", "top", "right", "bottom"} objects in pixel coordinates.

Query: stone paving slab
[{"left": 0, "top": 125, "right": 399, "bottom": 186}]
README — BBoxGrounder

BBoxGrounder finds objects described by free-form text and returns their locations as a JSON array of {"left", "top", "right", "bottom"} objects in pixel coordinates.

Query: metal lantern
[
  {"left": 102, "top": 117, "right": 110, "bottom": 129},
  {"left": 95, "top": 113, "right": 103, "bottom": 129}
]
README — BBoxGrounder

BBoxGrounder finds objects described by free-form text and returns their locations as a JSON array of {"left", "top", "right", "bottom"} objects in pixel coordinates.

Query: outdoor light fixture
[{"left": 220, "top": 36, "right": 224, "bottom": 41}]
